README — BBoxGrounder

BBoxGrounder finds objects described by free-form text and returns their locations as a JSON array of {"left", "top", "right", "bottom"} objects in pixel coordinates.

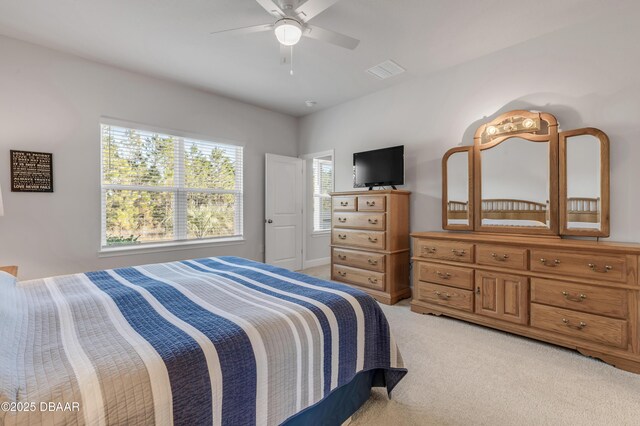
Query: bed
[
  {"left": 480, "top": 198, "right": 549, "bottom": 227},
  {"left": 446, "top": 200, "right": 468, "bottom": 220},
  {"left": 449, "top": 198, "right": 602, "bottom": 229},
  {"left": 447, "top": 199, "right": 551, "bottom": 227},
  {"left": 0, "top": 257, "right": 406, "bottom": 426},
  {"left": 567, "top": 197, "right": 601, "bottom": 228}
]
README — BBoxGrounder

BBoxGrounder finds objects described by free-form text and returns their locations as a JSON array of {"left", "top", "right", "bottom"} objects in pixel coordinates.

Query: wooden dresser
[
  {"left": 411, "top": 232, "right": 640, "bottom": 373},
  {"left": 0, "top": 265, "right": 18, "bottom": 277},
  {"left": 330, "top": 190, "right": 411, "bottom": 304}
]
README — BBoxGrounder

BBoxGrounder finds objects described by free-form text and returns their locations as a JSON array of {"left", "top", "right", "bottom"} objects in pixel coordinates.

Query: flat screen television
[{"left": 353, "top": 145, "right": 404, "bottom": 189}]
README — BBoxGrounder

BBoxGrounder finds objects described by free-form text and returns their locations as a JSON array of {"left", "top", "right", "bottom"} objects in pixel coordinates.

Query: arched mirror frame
[
  {"left": 442, "top": 146, "right": 474, "bottom": 231},
  {"left": 441, "top": 110, "right": 610, "bottom": 237},
  {"left": 473, "top": 110, "right": 560, "bottom": 236},
  {"left": 559, "top": 127, "right": 610, "bottom": 237}
]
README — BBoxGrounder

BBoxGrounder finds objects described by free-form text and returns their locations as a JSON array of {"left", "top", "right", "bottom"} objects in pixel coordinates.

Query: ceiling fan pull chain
[{"left": 290, "top": 45, "right": 294, "bottom": 76}]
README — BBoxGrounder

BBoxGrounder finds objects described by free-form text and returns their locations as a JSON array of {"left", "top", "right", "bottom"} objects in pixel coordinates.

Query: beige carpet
[{"left": 301, "top": 266, "right": 640, "bottom": 426}]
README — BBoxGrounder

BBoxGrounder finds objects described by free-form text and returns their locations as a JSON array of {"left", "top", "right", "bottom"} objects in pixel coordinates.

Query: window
[
  {"left": 312, "top": 154, "right": 334, "bottom": 232},
  {"left": 100, "top": 124, "right": 243, "bottom": 248}
]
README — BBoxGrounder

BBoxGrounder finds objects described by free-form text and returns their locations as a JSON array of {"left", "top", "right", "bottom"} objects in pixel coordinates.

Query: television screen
[{"left": 353, "top": 145, "right": 404, "bottom": 188}]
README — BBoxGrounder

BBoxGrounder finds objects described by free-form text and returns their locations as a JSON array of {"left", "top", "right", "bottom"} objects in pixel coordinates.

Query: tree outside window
[
  {"left": 101, "top": 124, "right": 243, "bottom": 247},
  {"left": 313, "top": 155, "right": 333, "bottom": 232}
]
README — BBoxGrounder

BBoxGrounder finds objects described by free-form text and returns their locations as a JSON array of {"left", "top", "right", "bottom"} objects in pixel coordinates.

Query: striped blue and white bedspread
[{"left": 1, "top": 257, "right": 406, "bottom": 425}]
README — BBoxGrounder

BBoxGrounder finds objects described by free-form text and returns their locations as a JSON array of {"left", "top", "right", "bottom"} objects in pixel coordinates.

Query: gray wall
[
  {"left": 4, "top": 8, "right": 640, "bottom": 278},
  {"left": 0, "top": 36, "right": 298, "bottom": 279},
  {"left": 299, "top": 11, "right": 640, "bottom": 243},
  {"left": 481, "top": 139, "right": 549, "bottom": 203},
  {"left": 566, "top": 135, "right": 600, "bottom": 198}
]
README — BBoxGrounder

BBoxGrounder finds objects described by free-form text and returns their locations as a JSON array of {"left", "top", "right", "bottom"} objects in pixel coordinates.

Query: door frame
[{"left": 300, "top": 150, "right": 335, "bottom": 269}]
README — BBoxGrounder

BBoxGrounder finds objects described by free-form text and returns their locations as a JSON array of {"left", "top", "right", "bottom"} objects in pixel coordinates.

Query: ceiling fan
[{"left": 211, "top": 0, "right": 360, "bottom": 72}]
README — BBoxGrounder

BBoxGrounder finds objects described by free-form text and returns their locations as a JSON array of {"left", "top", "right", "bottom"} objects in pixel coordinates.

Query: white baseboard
[{"left": 303, "top": 257, "right": 330, "bottom": 269}]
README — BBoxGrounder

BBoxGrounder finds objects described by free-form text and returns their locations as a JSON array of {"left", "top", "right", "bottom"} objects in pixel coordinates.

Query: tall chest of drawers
[
  {"left": 411, "top": 231, "right": 640, "bottom": 374},
  {"left": 330, "top": 190, "right": 411, "bottom": 304}
]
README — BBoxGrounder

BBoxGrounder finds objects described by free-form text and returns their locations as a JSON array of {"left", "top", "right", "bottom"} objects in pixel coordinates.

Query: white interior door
[{"left": 265, "top": 154, "right": 303, "bottom": 270}]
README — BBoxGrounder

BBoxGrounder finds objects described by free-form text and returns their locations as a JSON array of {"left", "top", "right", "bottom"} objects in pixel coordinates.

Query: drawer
[
  {"left": 415, "top": 239, "right": 474, "bottom": 263},
  {"left": 530, "top": 303, "right": 628, "bottom": 349},
  {"left": 530, "top": 249, "right": 627, "bottom": 283},
  {"left": 476, "top": 244, "right": 528, "bottom": 271},
  {"left": 357, "top": 195, "right": 386, "bottom": 212},
  {"left": 332, "top": 229, "right": 386, "bottom": 250},
  {"left": 333, "top": 265, "right": 385, "bottom": 291},
  {"left": 332, "top": 212, "right": 386, "bottom": 231},
  {"left": 417, "top": 262, "right": 474, "bottom": 290},
  {"left": 415, "top": 282, "right": 474, "bottom": 312},
  {"left": 333, "top": 248, "right": 385, "bottom": 272},
  {"left": 333, "top": 196, "right": 357, "bottom": 212},
  {"left": 531, "top": 278, "right": 628, "bottom": 319}
]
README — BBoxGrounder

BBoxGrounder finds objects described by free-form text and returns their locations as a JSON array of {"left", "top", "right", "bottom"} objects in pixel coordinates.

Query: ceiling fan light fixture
[{"left": 274, "top": 18, "right": 302, "bottom": 46}]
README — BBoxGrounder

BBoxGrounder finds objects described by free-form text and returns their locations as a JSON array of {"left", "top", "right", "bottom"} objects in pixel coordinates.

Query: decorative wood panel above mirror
[{"left": 442, "top": 110, "right": 610, "bottom": 237}]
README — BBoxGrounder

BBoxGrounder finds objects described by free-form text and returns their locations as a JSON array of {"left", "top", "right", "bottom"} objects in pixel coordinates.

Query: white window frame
[
  {"left": 99, "top": 119, "right": 244, "bottom": 255},
  {"left": 301, "top": 150, "right": 335, "bottom": 237}
]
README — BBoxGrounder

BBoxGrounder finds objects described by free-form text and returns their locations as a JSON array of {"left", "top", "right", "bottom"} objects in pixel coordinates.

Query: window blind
[
  {"left": 313, "top": 157, "right": 333, "bottom": 232},
  {"left": 101, "top": 124, "right": 243, "bottom": 247}
]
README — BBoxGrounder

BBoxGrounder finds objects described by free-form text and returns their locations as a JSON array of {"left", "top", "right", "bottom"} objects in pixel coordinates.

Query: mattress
[
  {"left": 0, "top": 257, "right": 406, "bottom": 425},
  {"left": 447, "top": 219, "right": 470, "bottom": 225}
]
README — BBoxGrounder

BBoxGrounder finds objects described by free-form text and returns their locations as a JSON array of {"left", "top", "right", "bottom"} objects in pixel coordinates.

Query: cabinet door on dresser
[{"left": 475, "top": 271, "right": 529, "bottom": 325}]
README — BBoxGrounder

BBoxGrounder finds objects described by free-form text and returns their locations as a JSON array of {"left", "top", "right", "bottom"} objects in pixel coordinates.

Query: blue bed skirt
[{"left": 282, "top": 368, "right": 401, "bottom": 426}]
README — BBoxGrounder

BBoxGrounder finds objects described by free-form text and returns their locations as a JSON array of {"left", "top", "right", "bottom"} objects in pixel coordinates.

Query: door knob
[{"left": 267, "top": 219, "right": 273, "bottom": 224}]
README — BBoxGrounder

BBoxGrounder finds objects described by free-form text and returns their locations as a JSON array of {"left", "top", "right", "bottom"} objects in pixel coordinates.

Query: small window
[
  {"left": 101, "top": 123, "right": 243, "bottom": 248},
  {"left": 312, "top": 154, "right": 334, "bottom": 232}
]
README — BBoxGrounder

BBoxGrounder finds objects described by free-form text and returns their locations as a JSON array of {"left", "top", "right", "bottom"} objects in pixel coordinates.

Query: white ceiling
[{"left": 0, "top": 0, "right": 631, "bottom": 116}]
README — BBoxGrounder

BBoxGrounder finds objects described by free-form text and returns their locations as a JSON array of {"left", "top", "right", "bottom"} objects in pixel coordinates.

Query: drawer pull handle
[
  {"left": 338, "top": 217, "right": 347, "bottom": 223},
  {"left": 540, "top": 258, "right": 560, "bottom": 267},
  {"left": 491, "top": 253, "right": 509, "bottom": 261},
  {"left": 368, "top": 277, "right": 378, "bottom": 284},
  {"left": 366, "top": 201, "right": 376, "bottom": 206},
  {"left": 338, "top": 234, "right": 347, "bottom": 240},
  {"left": 337, "top": 254, "right": 347, "bottom": 260},
  {"left": 588, "top": 263, "right": 612, "bottom": 273},
  {"left": 435, "top": 271, "right": 451, "bottom": 279},
  {"left": 368, "top": 237, "right": 378, "bottom": 243},
  {"left": 340, "top": 201, "right": 349, "bottom": 206},
  {"left": 435, "top": 291, "right": 451, "bottom": 300},
  {"left": 451, "top": 249, "right": 466, "bottom": 257},
  {"left": 424, "top": 247, "right": 437, "bottom": 254},
  {"left": 368, "top": 218, "right": 378, "bottom": 224},
  {"left": 337, "top": 271, "right": 347, "bottom": 277},
  {"left": 368, "top": 259, "right": 378, "bottom": 265},
  {"left": 562, "top": 318, "right": 587, "bottom": 330},
  {"left": 562, "top": 291, "right": 587, "bottom": 302}
]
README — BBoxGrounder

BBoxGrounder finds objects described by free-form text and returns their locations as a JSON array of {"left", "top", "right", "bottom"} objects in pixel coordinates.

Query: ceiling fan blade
[
  {"left": 295, "top": 0, "right": 342, "bottom": 22},
  {"left": 255, "top": 0, "right": 286, "bottom": 18},
  {"left": 210, "top": 23, "right": 274, "bottom": 36},
  {"left": 280, "top": 44, "right": 290, "bottom": 65},
  {"left": 304, "top": 25, "right": 360, "bottom": 50}
]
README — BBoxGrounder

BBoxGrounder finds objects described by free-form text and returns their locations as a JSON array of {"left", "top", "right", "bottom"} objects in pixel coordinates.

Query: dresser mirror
[
  {"left": 479, "top": 137, "right": 551, "bottom": 229},
  {"left": 559, "top": 128, "right": 610, "bottom": 237},
  {"left": 442, "top": 110, "right": 609, "bottom": 236},
  {"left": 473, "top": 111, "right": 559, "bottom": 235},
  {"left": 442, "top": 146, "right": 473, "bottom": 230}
]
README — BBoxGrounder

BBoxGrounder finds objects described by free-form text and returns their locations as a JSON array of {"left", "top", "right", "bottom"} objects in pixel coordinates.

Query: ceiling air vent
[{"left": 366, "top": 60, "right": 405, "bottom": 80}]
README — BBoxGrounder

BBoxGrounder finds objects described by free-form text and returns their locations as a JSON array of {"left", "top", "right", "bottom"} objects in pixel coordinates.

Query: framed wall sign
[{"left": 10, "top": 150, "right": 54, "bottom": 193}]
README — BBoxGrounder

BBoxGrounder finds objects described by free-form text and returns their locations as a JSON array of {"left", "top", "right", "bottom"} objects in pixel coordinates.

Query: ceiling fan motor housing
[{"left": 274, "top": 18, "right": 303, "bottom": 46}]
